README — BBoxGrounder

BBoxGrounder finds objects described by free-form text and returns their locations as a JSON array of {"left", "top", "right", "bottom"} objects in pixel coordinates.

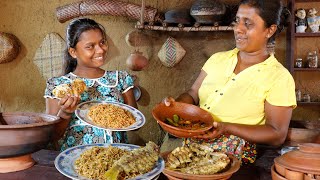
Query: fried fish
[
  {"left": 52, "top": 78, "right": 86, "bottom": 98},
  {"left": 104, "top": 141, "right": 160, "bottom": 180}
]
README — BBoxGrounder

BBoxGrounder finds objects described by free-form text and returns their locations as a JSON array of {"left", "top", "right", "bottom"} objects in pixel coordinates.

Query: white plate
[
  {"left": 75, "top": 101, "right": 145, "bottom": 131},
  {"left": 54, "top": 143, "right": 165, "bottom": 180}
]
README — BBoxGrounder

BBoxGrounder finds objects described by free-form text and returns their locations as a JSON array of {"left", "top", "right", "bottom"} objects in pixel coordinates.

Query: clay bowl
[
  {"left": 152, "top": 101, "right": 214, "bottom": 138},
  {"left": 0, "top": 112, "right": 61, "bottom": 172},
  {"left": 161, "top": 151, "right": 240, "bottom": 180}
]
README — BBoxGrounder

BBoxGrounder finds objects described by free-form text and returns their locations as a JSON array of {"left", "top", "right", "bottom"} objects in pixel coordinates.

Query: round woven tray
[{"left": 0, "top": 32, "right": 20, "bottom": 64}]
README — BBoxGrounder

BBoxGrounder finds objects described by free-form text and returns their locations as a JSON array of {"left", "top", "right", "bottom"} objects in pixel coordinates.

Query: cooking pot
[
  {"left": 273, "top": 143, "right": 320, "bottom": 180},
  {"left": 164, "top": 9, "right": 194, "bottom": 25},
  {"left": 190, "top": 0, "right": 226, "bottom": 25}
]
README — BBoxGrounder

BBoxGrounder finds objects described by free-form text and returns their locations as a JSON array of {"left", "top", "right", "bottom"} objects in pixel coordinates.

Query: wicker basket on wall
[
  {"left": 33, "top": 33, "right": 65, "bottom": 80},
  {"left": 0, "top": 32, "right": 20, "bottom": 64},
  {"left": 56, "top": 0, "right": 158, "bottom": 23},
  {"left": 158, "top": 37, "right": 186, "bottom": 68}
]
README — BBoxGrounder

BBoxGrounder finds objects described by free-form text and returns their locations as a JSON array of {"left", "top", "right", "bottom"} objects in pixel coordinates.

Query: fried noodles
[
  {"left": 87, "top": 104, "right": 136, "bottom": 128},
  {"left": 74, "top": 146, "right": 129, "bottom": 180}
]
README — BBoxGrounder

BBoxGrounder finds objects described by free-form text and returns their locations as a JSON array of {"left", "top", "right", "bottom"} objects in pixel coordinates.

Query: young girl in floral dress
[{"left": 44, "top": 18, "right": 137, "bottom": 151}]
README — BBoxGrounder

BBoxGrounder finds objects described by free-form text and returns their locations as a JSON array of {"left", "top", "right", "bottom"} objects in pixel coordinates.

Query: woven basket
[
  {"left": 0, "top": 32, "right": 20, "bottom": 64},
  {"left": 158, "top": 37, "right": 186, "bottom": 68},
  {"left": 33, "top": 33, "right": 65, "bottom": 80},
  {"left": 56, "top": 0, "right": 157, "bottom": 23}
]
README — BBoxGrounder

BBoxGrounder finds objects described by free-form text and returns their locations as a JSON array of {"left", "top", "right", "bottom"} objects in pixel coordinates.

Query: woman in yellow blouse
[{"left": 164, "top": 0, "right": 296, "bottom": 164}]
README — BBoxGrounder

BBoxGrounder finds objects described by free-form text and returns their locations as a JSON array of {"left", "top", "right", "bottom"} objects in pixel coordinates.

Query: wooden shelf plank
[
  {"left": 135, "top": 24, "right": 234, "bottom": 32},
  {"left": 294, "top": 32, "right": 320, "bottom": 37},
  {"left": 295, "top": 0, "right": 320, "bottom": 2},
  {"left": 297, "top": 102, "right": 320, "bottom": 106},
  {"left": 293, "top": 68, "right": 320, "bottom": 71}
]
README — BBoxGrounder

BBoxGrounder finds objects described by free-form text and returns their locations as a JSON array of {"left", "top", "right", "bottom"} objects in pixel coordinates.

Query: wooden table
[
  {"left": 0, "top": 147, "right": 279, "bottom": 180},
  {"left": 0, "top": 150, "right": 69, "bottom": 180}
]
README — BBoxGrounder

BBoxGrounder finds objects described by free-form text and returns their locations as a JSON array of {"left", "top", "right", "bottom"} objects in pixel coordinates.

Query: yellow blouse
[{"left": 199, "top": 48, "right": 296, "bottom": 125}]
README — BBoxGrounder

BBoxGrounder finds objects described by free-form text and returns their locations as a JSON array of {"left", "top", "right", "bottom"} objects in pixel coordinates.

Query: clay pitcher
[{"left": 126, "top": 50, "right": 148, "bottom": 71}]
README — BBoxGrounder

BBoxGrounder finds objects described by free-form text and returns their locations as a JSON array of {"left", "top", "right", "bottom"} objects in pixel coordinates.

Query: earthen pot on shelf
[
  {"left": 273, "top": 143, "right": 320, "bottom": 180},
  {"left": 190, "top": 0, "right": 226, "bottom": 25}
]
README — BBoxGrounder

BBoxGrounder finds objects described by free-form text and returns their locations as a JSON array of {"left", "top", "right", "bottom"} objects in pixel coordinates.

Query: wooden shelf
[
  {"left": 295, "top": 0, "right": 320, "bottom": 2},
  {"left": 287, "top": 0, "right": 320, "bottom": 73},
  {"left": 294, "top": 32, "right": 320, "bottom": 37},
  {"left": 297, "top": 102, "right": 320, "bottom": 106},
  {"left": 135, "top": 24, "right": 233, "bottom": 32},
  {"left": 293, "top": 68, "right": 320, "bottom": 71}
]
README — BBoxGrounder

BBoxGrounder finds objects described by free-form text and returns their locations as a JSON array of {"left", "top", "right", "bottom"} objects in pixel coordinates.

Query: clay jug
[{"left": 126, "top": 50, "right": 148, "bottom": 71}]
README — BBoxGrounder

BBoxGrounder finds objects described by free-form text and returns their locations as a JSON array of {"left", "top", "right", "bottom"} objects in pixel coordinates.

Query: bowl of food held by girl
[
  {"left": 152, "top": 101, "right": 214, "bottom": 138},
  {"left": 161, "top": 143, "right": 241, "bottom": 180},
  {"left": 0, "top": 112, "right": 61, "bottom": 172}
]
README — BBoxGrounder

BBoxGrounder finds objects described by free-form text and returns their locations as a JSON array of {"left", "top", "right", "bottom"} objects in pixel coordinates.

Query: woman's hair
[
  {"left": 64, "top": 18, "right": 106, "bottom": 74},
  {"left": 239, "top": 0, "right": 287, "bottom": 45}
]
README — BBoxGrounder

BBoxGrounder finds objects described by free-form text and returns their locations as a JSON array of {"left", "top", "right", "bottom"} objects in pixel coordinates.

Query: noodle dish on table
[{"left": 54, "top": 142, "right": 165, "bottom": 180}]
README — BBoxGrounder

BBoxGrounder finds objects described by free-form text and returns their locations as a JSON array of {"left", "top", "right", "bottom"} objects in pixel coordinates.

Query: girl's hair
[
  {"left": 64, "top": 18, "right": 106, "bottom": 74},
  {"left": 239, "top": 0, "right": 288, "bottom": 45}
]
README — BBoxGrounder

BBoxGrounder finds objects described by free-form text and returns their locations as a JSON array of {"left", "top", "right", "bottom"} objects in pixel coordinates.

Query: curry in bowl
[{"left": 152, "top": 101, "right": 214, "bottom": 138}]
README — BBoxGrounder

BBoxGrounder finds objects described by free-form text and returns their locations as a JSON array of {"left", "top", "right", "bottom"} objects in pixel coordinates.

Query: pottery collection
[{"left": 272, "top": 143, "right": 320, "bottom": 180}]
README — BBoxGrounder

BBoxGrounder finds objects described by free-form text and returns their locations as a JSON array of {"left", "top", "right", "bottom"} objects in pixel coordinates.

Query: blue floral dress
[{"left": 44, "top": 71, "right": 134, "bottom": 151}]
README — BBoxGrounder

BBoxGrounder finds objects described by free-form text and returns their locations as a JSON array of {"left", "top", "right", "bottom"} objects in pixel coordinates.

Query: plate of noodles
[
  {"left": 75, "top": 101, "right": 145, "bottom": 131},
  {"left": 54, "top": 143, "right": 165, "bottom": 180}
]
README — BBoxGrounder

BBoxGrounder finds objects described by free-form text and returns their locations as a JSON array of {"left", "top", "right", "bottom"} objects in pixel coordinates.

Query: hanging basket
[
  {"left": 158, "top": 37, "right": 186, "bottom": 68},
  {"left": 0, "top": 32, "right": 20, "bottom": 64}
]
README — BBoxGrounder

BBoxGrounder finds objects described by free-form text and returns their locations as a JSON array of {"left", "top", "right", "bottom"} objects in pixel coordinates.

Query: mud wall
[{"left": 0, "top": 0, "right": 306, "bottom": 145}]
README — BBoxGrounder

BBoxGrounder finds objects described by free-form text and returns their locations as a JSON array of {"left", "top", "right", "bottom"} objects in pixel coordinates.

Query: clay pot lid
[{"left": 274, "top": 143, "right": 320, "bottom": 174}]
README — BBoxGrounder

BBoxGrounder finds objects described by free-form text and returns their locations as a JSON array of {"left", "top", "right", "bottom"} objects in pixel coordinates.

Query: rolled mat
[{"left": 56, "top": 0, "right": 158, "bottom": 23}]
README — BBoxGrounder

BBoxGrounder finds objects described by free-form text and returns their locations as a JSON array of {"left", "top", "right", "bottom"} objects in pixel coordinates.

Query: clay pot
[
  {"left": 271, "top": 165, "right": 287, "bottom": 180},
  {"left": 164, "top": 9, "right": 194, "bottom": 25},
  {"left": 126, "top": 50, "right": 148, "bottom": 71},
  {"left": 152, "top": 101, "right": 214, "bottom": 138},
  {"left": 273, "top": 143, "right": 320, "bottom": 180},
  {"left": 190, "top": 0, "right": 226, "bottom": 25},
  {"left": 0, "top": 112, "right": 61, "bottom": 172}
]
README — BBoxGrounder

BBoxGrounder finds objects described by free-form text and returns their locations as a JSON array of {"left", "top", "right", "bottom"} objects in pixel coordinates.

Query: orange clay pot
[{"left": 126, "top": 50, "right": 148, "bottom": 71}]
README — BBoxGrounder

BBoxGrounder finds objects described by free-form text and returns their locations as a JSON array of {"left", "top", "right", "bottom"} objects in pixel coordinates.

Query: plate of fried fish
[
  {"left": 54, "top": 142, "right": 165, "bottom": 180},
  {"left": 162, "top": 143, "right": 240, "bottom": 180},
  {"left": 75, "top": 101, "right": 145, "bottom": 131}
]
